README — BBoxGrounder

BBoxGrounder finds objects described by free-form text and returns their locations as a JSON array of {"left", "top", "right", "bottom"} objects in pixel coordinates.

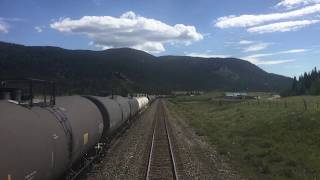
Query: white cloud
[
  {"left": 224, "top": 40, "right": 256, "bottom": 47},
  {"left": 245, "top": 53, "right": 274, "bottom": 58},
  {"left": 276, "top": 0, "right": 320, "bottom": 9},
  {"left": 34, "top": 26, "right": 43, "bottom": 33},
  {"left": 132, "top": 42, "right": 165, "bottom": 53},
  {"left": 243, "top": 56, "right": 295, "bottom": 65},
  {"left": 278, "top": 48, "right": 309, "bottom": 53},
  {"left": 227, "top": 40, "right": 271, "bottom": 53},
  {"left": 246, "top": 48, "right": 309, "bottom": 58},
  {"left": 0, "top": 20, "right": 9, "bottom": 33},
  {"left": 242, "top": 48, "right": 308, "bottom": 65},
  {"left": 0, "top": 17, "right": 24, "bottom": 33},
  {"left": 215, "top": 3, "right": 320, "bottom": 28},
  {"left": 187, "top": 52, "right": 231, "bottom": 58},
  {"left": 248, "top": 20, "right": 320, "bottom": 33},
  {"left": 239, "top": 40, "right": 254, "bottom": 44},
  {"left": 256, "top": 59, "right": 295, "bottom": 65},
  {"left": 243, "top": 43, "right": 270, "bottom": 52},
  {"left": 50, "top": 11, "right": 203, "bottom": 53}
]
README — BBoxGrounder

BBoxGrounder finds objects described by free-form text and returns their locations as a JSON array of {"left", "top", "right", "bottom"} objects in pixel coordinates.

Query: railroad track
[{"left": 146, "top": 100, "right": 178, "bottom": 180}]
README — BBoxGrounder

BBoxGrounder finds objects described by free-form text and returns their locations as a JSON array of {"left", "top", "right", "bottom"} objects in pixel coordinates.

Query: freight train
[{"left": 0, "top": 92, "right": 156, "bottom": 180}]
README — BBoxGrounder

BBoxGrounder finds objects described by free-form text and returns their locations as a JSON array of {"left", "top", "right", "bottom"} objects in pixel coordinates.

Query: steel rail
[
  {"left": 163, "top": 102, "right": 179, "bottom": 180},
  {"left": 145, "top": 100, "right": 178, "bottom": 180}
]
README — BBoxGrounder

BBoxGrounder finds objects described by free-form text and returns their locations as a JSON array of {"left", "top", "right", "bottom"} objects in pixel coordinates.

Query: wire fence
[{"left": 212, "top": 98, "right": 320, "bottom": 112}]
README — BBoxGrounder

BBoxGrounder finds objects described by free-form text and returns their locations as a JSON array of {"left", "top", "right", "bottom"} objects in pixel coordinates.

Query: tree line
[{"left": 282, "top": 67, "right": 320, "bottom": 96}]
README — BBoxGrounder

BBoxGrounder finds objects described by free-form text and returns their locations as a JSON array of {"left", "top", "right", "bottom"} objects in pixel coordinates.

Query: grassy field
[{"left": 169, "top": 92, "right": 320, "bottom": 180}]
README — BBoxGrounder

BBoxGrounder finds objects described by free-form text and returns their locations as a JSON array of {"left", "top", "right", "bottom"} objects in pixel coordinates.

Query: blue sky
[{"left": 0, "top": 0, "right": 320, "bottom": 77}]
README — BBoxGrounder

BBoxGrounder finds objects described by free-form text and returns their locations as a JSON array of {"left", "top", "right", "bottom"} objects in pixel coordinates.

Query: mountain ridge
[{"left": 0, "top": 41, "right": 292, "bottom": 94}]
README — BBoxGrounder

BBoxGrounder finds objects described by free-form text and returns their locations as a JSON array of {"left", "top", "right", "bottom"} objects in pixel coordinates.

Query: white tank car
[{"left": 134, "top": 97, "right": 149, "bottom": 110}]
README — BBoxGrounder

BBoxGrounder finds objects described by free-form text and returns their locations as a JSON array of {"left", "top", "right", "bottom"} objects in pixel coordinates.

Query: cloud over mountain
[
  {"left": 51, "top": 11, "right": 203, "bottom": 53},
  {"left": 0, "top": 18, "right": 9, "bottom": 33},
  {"left": 186, "top": 52, "right": 231, "bottom": 58},
  {"left": 243, "top": 42, "right": 270, "bottom": 52}
]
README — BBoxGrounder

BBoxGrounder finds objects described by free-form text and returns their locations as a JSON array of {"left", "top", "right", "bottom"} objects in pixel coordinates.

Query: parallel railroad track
[{"left": 145, "top": 100, "right": 178, "bottom": 180}]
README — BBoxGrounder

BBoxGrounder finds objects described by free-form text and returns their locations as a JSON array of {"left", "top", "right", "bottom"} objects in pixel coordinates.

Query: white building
[{"left": 225, "top": 92, "right": 248, "bottom": 98}]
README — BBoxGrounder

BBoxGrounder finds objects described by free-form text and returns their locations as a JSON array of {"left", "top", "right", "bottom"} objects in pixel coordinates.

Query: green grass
[
  {"left": 172, "top": 91, "right": 224, "bottom": 102},
  {"left": 169, "top": 93, "right": 320, "bottom": 180}
]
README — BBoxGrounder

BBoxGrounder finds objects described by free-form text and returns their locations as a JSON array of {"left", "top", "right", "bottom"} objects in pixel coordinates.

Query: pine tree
[
  {"left": 287, "top": 67, "right": 320, "bottom": 96},
  {"left": 292, "top": 76, "right": 298, "bottom": 95}
]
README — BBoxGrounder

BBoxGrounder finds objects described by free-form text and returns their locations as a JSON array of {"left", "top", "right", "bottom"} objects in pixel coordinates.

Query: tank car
[
  {"left": 0, "top": 100, "right": 69, "bottom": 180},
  {"left": 0, "top": 93, "right": 147, "bottom": 180},
  {"left": 134, "top": 97, "right": 149, "bottom": 110},
  {"left": 128, "top": 97, "right": 139, "bottom": 117},
  {"left": 108, "top": 95, "right": 131, "bottom": 124},
  {"left": 0, "top": 95, "right": 104, "bottom": 180},
  {"left": 83, "top": 96, "right": 125, "bottom": 137},
  {"left": 55, "top": 96, "right": 104, "bottom": 163},
  {"left": 147, "top": 95, "right": 156, "bottom": 103}
]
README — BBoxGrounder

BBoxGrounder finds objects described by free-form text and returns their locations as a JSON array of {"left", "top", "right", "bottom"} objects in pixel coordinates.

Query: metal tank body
[
  {"left": 147, "top": 95, "right": 156, "bottom": 103},
  {"left": 0, "top": 95, "right": 148, "bottom": 180},
  {"left": 128, "top": 97, "right": 139, "bottom": 117},
  {"left": 55, "top": 96, "right": 104, "bottom": 164},
  {"left": 134, "top": 97, "right": 149, "bottom": 110},
  {"left": 108, "top": 95, "right": 131, "bottom": 123},
  {"left": 83, "top": 96, "right": 123, "bottom": 137},
  {"left": 141, "top": 97, "right": 149, "bottom": 108},
  {"left": 0, "top": 101, "right": 69, "bottom": 180}
]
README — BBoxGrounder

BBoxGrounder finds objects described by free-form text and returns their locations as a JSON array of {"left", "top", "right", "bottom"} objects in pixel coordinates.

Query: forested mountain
[{"left": 0, "top": 41, "right": 292, "bottom": 95}]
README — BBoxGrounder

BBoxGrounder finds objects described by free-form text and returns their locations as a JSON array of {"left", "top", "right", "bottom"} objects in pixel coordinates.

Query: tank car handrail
[{"left": 0, "top": 78, "right": 56, "bottom": 107}]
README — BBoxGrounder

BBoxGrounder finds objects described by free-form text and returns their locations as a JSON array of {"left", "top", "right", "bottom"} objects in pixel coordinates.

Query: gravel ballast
[{"left": 85, "top": 99, "right": 245, "bottom": 180}]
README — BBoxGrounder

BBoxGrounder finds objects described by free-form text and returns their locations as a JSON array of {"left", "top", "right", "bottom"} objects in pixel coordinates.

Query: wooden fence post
[
  {"left": 303, "top": 99, "right": 307, "bottom": 111},
  {"left": 284, "top": 101, "right": 287, "bottom": 108}
]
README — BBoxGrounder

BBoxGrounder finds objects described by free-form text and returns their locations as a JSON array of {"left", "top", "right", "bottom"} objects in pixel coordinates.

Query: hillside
[{"left": 0, "top": 41, "right": 292, "bottom": 95}]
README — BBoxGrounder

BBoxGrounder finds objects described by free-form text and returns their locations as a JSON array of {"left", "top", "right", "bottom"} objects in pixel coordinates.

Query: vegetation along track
[{"left": 146, "top": 99, "right": 179, "bottom": 180}]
